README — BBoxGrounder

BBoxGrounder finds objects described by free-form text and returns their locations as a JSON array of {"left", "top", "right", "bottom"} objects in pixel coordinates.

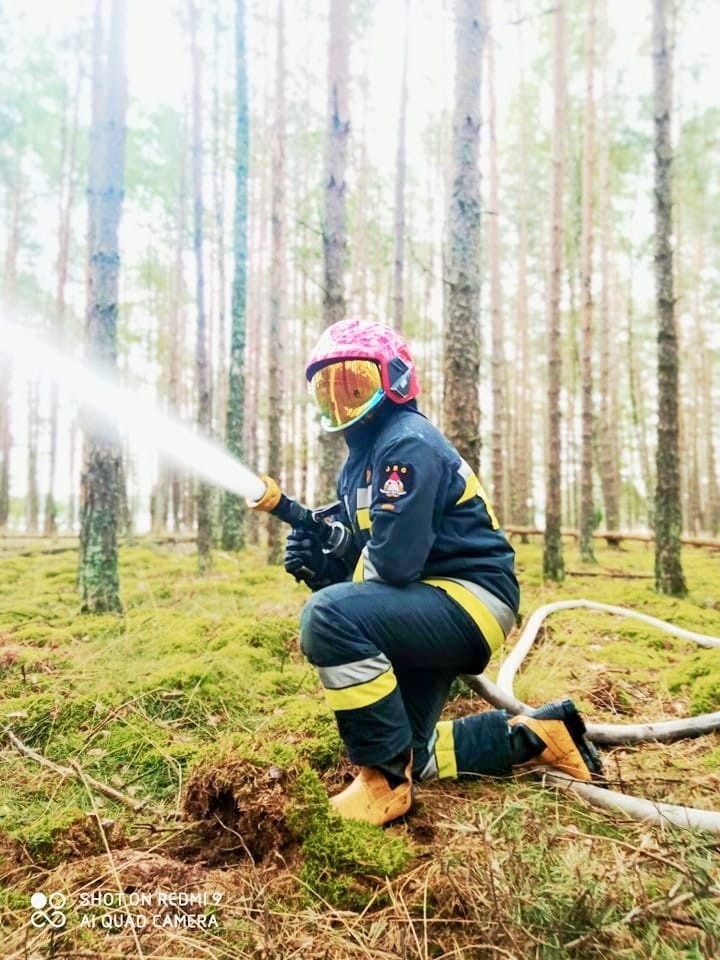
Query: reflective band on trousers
[
  {"left": 317, "top": 654, "right": 397, "bottom": 712},
  {"left": 422, "top": 577, "right": 506, "bottom": 653},
  {"left": 435, "top": 720, "right": 457, "bottom": 779}
]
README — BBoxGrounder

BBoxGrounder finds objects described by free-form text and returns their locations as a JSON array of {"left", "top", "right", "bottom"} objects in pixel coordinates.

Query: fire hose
[{"left": 251, "top": 478, "right": 720, "bottom": 835}]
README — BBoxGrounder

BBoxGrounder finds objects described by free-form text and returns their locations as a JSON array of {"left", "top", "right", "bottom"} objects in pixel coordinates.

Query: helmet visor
[{"left": 311, "top": 359, "right": 383, "bottom": 431}]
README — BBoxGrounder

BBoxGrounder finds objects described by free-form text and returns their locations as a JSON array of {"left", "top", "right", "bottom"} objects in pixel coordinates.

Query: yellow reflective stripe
[
  {"left": 422, "top": 578, "right": 504, "bottom": 653},
  {"left": 456, "top": 463, "right": 500, "bottom": 529},
  {"left": 356, "top": 507, "right": 371, "bottom": 530},
  {"left": 352, "top": 553, "right": 364, "bottom": 583},
  {"left": 324, "top": 667, "right": 397, "bottom": 712},
  {"left": 435, "top": 720, "right": 457, "bottom": 779}
]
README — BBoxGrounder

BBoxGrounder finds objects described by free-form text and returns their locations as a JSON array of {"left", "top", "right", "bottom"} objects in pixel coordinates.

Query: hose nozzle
[{"left": 249, "top": 475, "right": 282, "bottom": 513}]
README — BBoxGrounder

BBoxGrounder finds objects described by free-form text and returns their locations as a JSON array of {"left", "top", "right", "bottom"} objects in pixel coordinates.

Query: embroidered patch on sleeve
[{"left": 379, "top": 463, "right": 412, "bottom": 499}]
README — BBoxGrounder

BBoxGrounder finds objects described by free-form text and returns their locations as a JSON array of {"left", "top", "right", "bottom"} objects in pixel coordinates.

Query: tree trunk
[
  {"left": 652, "top": 0, "right": 686, "bottom": 596},
  {"left": 79, "top": 0, "right": 126, "bottom": 613},
  {"left": 444, "top": 0, "right": 485, "bottom": 470},
  {"left": 579, "top": 0, "right": 596, "bottom": 561},
  {"left": 318, "top": 0, "right": 350, "bottom": 501},
  {"left": 26, "top": 382, "right": 39, "bottom": 532},
  {"left": 46, "top": 53, "right": 82, "bottom": 536},
  {"left": 189, "top": 0, "right": 213, "bottom": 573},
  {"left": 487, "top": 0, "right": 505, "bottom": 522},
  {"left": 543, "top": 0, "right": 566, "bottom": 582},
  {"left": 392, "top": 0, "right": 409, "bottom": 332},
  {"left": 221, "top": 0, "right": 249, "bottom": 550},
  {"left": 267, "top": 0, "right": 286, "bottom": 563},
  {"left": 596, "top": 2, "right": 620, "bottom": 534}
]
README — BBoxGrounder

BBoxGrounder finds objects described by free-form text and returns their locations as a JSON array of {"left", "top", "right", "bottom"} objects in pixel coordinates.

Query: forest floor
[{"left": 0, "top": 537, "right": 719, "bottom": 959}]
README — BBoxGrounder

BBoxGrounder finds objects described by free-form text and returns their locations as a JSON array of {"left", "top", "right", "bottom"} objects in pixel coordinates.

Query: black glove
[{"left": 285, "top": 528, "right": 348, "bottom": 590}]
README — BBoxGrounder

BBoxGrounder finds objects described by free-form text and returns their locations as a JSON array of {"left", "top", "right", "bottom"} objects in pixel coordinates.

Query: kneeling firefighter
[{"left": 285, "top": 319, "right": 602, "bottom": 826}]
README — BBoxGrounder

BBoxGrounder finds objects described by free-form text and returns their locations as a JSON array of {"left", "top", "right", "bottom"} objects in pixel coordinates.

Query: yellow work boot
[
  {"left": 509, "top": 699, "right": 603, "bottom": 782},
  {"left": 330, "top": 752, "right": 413, "bottom": 826}
]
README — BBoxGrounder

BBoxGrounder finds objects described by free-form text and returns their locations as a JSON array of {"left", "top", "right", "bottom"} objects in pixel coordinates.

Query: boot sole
[{"left": 529, "top": 699, "right": 604, "bottom": 781}]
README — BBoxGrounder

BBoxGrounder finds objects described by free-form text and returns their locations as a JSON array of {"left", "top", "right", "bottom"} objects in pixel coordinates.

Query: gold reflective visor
[{"left": 311, "top": 360, "right": 383, "bottom": 430}]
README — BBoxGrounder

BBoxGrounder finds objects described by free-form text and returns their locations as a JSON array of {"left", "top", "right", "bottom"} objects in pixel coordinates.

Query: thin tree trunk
[
  {"left": 579, "top": 0, "right": 597, "bottom": 561},
  {"left": 221, "top": 0, "right": 249, "bottom": 550},
  {"left": 596, "top": 0, "right": 620, "bottom": 535},
  {"left": 46, "top": 53, "right": 82, "bottom": 536},
  {"left": 267, "top": 0, "right": 286, "bottom": 563},
  {"left": 318, "top": 0, "right": 350, "bottom": 501},
  {"left": 487, "top": 0, "right": 505, "bottom": 521},
  {"left": 189, "top": 0, "right": 212, "bottom": 572},
  {"left": 79, "top": 0, "right": 126, "bottom": 613},
  {"left": 392, "top": 0, "right": 410, "bottom": 332},
  {"left": 543, "top": 0, "right": 566, "bottom": 582},
  {"left": 652, "top": 0, "right": 686, "bottom": 596},
  {"left": 444, "top": 0, "right": 485, "bottom": 470},
  {"left": 26, "top": 382, "right": 40, "bottom": 533}
]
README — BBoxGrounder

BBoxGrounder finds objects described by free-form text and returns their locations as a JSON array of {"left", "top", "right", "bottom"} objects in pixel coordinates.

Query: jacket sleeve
[{"left": 355, "top": 435, "right": 448, "bottom": 585}]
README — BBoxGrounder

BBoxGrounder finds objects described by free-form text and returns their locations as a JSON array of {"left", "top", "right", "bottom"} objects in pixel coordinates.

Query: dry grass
[{"left": 1, "top": 540, "right": 719, "bottom": 958}]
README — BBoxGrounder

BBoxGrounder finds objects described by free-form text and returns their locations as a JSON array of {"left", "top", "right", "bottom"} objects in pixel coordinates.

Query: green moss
[{"left": 288, "top": 768, "right": 411, "bottom": 909}]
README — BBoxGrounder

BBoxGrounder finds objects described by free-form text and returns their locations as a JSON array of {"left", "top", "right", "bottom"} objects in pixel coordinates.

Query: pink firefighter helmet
[{"left": 306, "top": 319, "right": 420, "bottom": 405}]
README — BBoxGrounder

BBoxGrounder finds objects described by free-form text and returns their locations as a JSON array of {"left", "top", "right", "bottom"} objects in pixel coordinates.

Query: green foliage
[{"left": 288, "top": 768, "right": 411, "bottom": 909}]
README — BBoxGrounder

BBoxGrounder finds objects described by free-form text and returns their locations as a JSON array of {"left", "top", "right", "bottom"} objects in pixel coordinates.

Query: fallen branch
[
  {"left": 2, "top": 727, "right": 146, "bottom": 813},
  {"left": 566, "top": 569, "right": 653, "bottom": 579}
]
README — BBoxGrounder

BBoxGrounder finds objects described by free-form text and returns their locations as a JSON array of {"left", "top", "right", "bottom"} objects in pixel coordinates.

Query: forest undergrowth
[{"left": 0, "top": 538, "right": 718, "bottom": 959}]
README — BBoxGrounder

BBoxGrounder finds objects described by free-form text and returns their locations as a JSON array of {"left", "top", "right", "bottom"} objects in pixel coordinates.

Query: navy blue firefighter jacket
[{"left": 331, "top": 403, "right": 519, "bottom": 648}]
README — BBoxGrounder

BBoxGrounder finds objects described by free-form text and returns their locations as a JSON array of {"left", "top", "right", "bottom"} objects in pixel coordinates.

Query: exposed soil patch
[{"left": 179, "top": 758, "right": 297, "bottom": 865}]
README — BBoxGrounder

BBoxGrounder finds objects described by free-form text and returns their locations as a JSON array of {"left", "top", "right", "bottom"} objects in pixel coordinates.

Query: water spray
[{"left": 0, "top": 318, "right": 348, "bottom": 570}]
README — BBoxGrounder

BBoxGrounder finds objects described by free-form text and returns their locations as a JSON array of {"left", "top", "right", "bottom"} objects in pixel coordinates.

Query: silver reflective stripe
[
  {"left": 360, "top": 546, "right": 384, "bottom": 582},
  {"left": 317, "top": 653, "right": 392, "bottom": 690},
  {"left": 443, "top": 577, "right": 516, "bottom": 637},
  {"left": 418, "top": 729, "right": 439, "bottom": 781},
  {"left": 357, "top": 484, "right": 372, "bottom": 509},
  {"left": 457, "top": 458, "right": 473, "bottom": 481}
]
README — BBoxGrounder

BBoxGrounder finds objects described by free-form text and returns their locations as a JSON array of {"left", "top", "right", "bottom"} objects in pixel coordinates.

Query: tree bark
[
  {"left": 79, "top": 0, "right": 126, "bottom": 613},
  {"left": 318, "top": 0, "right": 350, "bottom": 501},
  {"left": 444, "top": 0, "right": 485, "bottom": 470},
  {"left": 596, "top": 1, "right": 620, "bottom": 535},
  {"left": 392, "top": 0, "right": 410, "bottom": 332},
  {"left": 267, "top": 0, "right": 286, "bottom": 564},
  {"left": 46, "top": 51, "right": 82, "bottom": 536},
  {"left": 543, "top": 0, "right": 566, "bottom": 582},
  {"left": 221, "top": 0, "right": 249, "bottom": 550},
  {"left": 487, "top": 0, "right": 505, "bottom": 522},
  {"left": 579, "top": 0, "right": 597, "bottom": 562},
  {"left": 652, "top": 0, "right": 686, "bottom": 596},
  {"left": 189, "top": 0, "right": 213, "bottom": 573}
]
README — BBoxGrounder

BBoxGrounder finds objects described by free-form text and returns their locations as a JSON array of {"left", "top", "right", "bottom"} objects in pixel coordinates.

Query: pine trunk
[
  {"left": 46, "top": 55, "right": 81, "bottom": 536},
  {"left": 652, "top": 0, "right": 686, "bottom": 596},
  {"left": 79, "top": 0, "right": 126, "bottom": 613},
  {"left": 318, "top": 0, "right": 350, "bottom": 501},
  {"left": 221, "top": 0, "right": 249, "bottom": 550},
  {"left": 444, "top": 0, "right": 485, "bottom": 470},
  {"left": 596, "top": 3, "right": 620, "bottom": 534},
  {"left": 487, "top": 0, "right": 505, "bottom": 522},
  {"left": 543, "top": 0, "right": 566, "bottom": 582},
  {"left": 579, "top": 0, "right": 596, "bottom": 561},
  {"left": 267, "top": 0, "right": 286, "bottom": 563},
  {"left": 189, "top": 0, "right": 213, "bottom": 572},
  {"left": 392, "top": 0, "right": 409, "bottom": 332}
]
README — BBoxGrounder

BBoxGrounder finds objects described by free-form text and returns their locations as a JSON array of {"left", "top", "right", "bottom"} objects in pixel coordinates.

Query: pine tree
[
  {"left": 221, "top": 0, "right": 249, "bottom": 550},
  {"left": 652, "top": 0, "right": 686, "bottom": 596},
  {"left": 318, "top": 0, "right": 350, "bottom": 501},
  {"left": 79, "top": 0, "right": 127, "bottom": 613},
  {"left": 444, "top": 0, "right": 485, "bottom": 470},
  {"left": 543, "top": 0, "right": 566, "bottom": 582}
]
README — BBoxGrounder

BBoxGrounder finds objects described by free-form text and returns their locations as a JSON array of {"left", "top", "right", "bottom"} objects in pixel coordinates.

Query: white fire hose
[{"left": 463, "top": 599, "right": 720, "bottom": 835}]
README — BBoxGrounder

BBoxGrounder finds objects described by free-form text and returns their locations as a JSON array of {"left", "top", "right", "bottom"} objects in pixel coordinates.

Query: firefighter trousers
[{"left": 299, "top": 580, "right": 513, "bottom": 779}]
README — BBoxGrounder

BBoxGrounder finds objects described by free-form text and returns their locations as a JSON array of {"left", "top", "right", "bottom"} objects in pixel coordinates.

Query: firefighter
[{"left": 285, "top": 319, "right": 602, "bottom": 826}]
